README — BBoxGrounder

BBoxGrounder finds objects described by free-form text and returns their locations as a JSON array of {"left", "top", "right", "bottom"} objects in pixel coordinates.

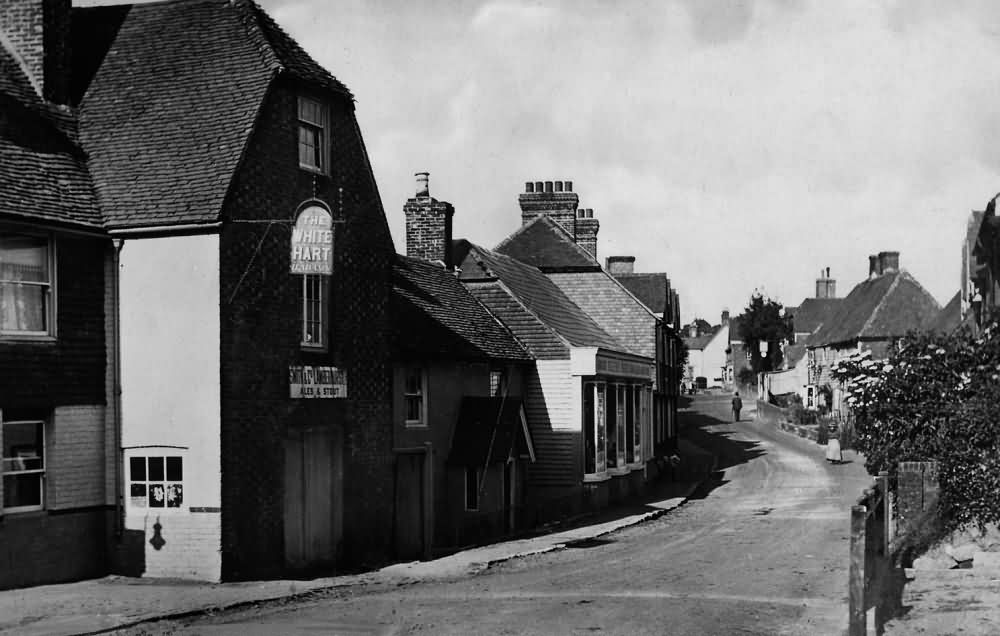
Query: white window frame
[
  {"left": 301, "top": 274, "right": 328, "bottom": 350},
  {"left": 1, "top": 414, "right": 46, "bottom": 513},
  {"left": 298, "top": 95, "right": 328, "bottom": 174},
  {"left": 583, "top": 381, "right": 609, "bottom": 482},
  {"left": 489, "top": 368, "right": 506, "bottom": 397},
  {"left": 0, "top": 229, "right": 56, "bottom": 340},
  {"left": 125, "top": 449, "right": 187, "bottom": 513},
  {"left": 464, "top": 466, "right": 479, "bottom": 511},
  {"left": 403, "top": 367, "right": 427, "bottom": 428}
]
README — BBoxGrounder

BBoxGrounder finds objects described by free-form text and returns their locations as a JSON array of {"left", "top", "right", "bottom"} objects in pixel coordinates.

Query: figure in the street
[
  {"left": 825, "top": 432, "right": 843, "bottom": 464},
  {"left": 732, "top": 391, "right": 742, "bottom": 421}
]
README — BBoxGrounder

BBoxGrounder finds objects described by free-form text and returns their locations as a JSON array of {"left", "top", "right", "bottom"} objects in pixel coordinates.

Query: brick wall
[
  {"left": 0, "top": 509, "right": 108, "bottom": 590},
  {"left": 219, "top": 79, "right": 395, "bottom": 580},
  {"left": 898, "top": 461, "right": 939, "bottom": 532},
  {"left": 0, "top": 234, "right": 107, "bottom": 408},
  {"left": 124, "top": 510, "right": 221, "bottom": 581},
  {"left": 404, "top": 196, "right": 453, "bottom": 265},
  {"left": 0, "top": 0, "right": 71, "bottom": 102}
]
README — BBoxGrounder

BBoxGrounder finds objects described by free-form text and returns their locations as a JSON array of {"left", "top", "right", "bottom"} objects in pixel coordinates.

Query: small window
[
  {"left": 465, "top": 466, "right": 479, "bottom": 511},
  {"left": 298, "top": 96, "right": 328, "bottom": 173},
  {"left": 128, "top": 455, "right": 184, "bottom": 509},
  {"left": 0, "top": 232, "right": 54, "bottom": 338},
  {"left": 301, "top": 274, "right": 328, "bottom": 349},
  {"left": 404, "top": 367, "right": 425, "bottom": 426},
  {"left": 489, "top": 369, "right": 506, "bottom": 397},
  {"left": 2, "top": 416, "right": 45, "bottom": 513}
]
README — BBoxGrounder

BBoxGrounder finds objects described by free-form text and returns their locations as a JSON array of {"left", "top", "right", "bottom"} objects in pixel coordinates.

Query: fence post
[
  {"left": 849, "top": 504, "right": 867, "bottom": 636},
  {"left": 877, "top": 471, "right": 890, "bottom": 553}
]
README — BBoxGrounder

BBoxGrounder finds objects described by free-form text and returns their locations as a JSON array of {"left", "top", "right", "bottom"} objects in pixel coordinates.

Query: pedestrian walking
[
  {"left": 731, "top": 391, "right": 742, "bottom": 421},
  {"left": 825, "top": 432, "right": 843, "bottom": 464}
]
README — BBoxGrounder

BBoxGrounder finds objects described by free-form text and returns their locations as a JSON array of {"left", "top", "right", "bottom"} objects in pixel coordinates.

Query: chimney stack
[
  {"left": 606, "top": 255, "right": 635, "bottom": 275},
  {"left": 519, "top": 178, "right": 579, "bottom": 235},
  {"left": 576, "top": 208, "right": 599, "bottom": 259},
  {"left": 878, "top": 251, "right": 900, "bottom": 274},
  {"left": 0, "top": 0, "right": 71, "bottom": 104},
  {"left": 868, "top": 254, "right": 880, "bottom": 279},
  {"left": 689, "top": 324, "right": 698, "bottom": 338},
  {"left": 815, "top": 267, "right": 837, "bottom": 298},
  {"left": 721, "top": 309, "right": 730, "bottom": 325},
  {"left": 404, "top": 172, "right": 454, "bottom": 268}
]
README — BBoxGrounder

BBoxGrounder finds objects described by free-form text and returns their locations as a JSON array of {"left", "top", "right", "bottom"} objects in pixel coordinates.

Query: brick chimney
[
  {"left": 721, "top": 309, "right": 730, "bottom": 325},
  {"left": 0, "top": 0, "right": 71, "bottom": 104},
  {"left": 878, "top": 251, "right": 900, "bottom": 274},
  {"left": 868, "top": 254, "right": 880, "bottom": 279},
  {"left": 520, "top": 179, "right": 578, "bottom": 236},
  {"left": 576, "top": 207, "right": 599, "bottom": 259},
  {"left": 404, "top": 172, "right": 454, "bottom": 268},
  {"left": 815, "top": 267, "right": 836, "bottom": 298},
  {"left": 606, "top": 255, "right": 634, "bottom": 275}
]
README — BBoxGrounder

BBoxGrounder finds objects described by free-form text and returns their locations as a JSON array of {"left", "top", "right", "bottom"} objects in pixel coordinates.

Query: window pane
[
  {"left": 406, "top": 395, "right": 422, "bottom": 422},
  {"left": 299, "top": 125, "right": 322, "bottom": 169},
  {"left": 302, "top": 275, "right": 325, "bottom": 346},
  {"left": 583, "top": 383, "right": 595, "bottom": 474},
  {"left": 3, "top": 473, "right": 42, "bottom": 508},
  {"left": 298, "top": 97, "right": 323, "bottom": 125},
  {"left": 2, "top": 421, "right": 43, "bottom": 469},
  {"left": 0, "top": 235, "right": 48, "bottom": 283},
  {"left": 605, "top": 385, "right": 617, "bottom": 468},
  {"left": 166, "top": 484, "right": 183, "bottom": 508},
  {"left": 595, "top": 384, "right": 606, "bottom": 471},
  {"left": 405, "top": 369, "right": 422, "bottom": 394},
  {"left": 166, "top": 456, "right": 182, "bottom": 481},
  {"left": 149, "top": 483, "right": 165, "bottom": 507},
  {"left": 0, "top": 282, "right": 47, "bottom": 332},
  {"left": 148, "top": 457, "right": 164, "bottom": 481},
  {"left": 130, "top": 483, "right": 146, "bottom": 498},
  {"left": 625, "top": 384, "right": 635, "bottom": 464},
  {"left": 130, "top": 456, "right": 146, "bottom": 481}
]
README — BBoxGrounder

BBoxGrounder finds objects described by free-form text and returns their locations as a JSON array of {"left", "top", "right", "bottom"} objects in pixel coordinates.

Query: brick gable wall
[{"left": 219, "top": 80, "right": 395, "bottom": 580}]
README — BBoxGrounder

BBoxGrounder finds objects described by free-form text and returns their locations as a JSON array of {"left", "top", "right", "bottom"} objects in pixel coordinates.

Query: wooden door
[
  {"left": 284, "top": 428, "right": 335, "bottom": 571},
  {"left": 394, "top": 452, "right": 425, "bottom": 560}
]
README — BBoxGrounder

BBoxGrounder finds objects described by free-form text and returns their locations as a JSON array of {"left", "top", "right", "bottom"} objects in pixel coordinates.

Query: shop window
[
  {"left": 128, "top": 455, "right": 184, "bottom": 509},
  {"left": 583, "top": 382, "right": 607, "bottom": 476},
  {"left": 615, "top": 384, "right": 627, "bottom": 468},
  {"left": 464, "top": 466, "right": 479, "bottom": 511},
  {"left": 606, "top": 383, "right": 618, "bottom": 469},
  {"left": 404, "top": 367, "right": 426, "bottom": 427},
  {"left": 632, "top": 385, "right": 642, "bottom": 464},
  {"left": 301, "top": 274, "right": 328, "bottom": 349},
  {"left": 625, "top": 385, "right": 635, "bottom": 465},
  {"left": 298, "top": 96, "right": 328, "bottom": 173},
  {"left": 2, "top": 415, "right": 45, "bottom": 513},
  {"left": 0, "top": 232, "right": 54, "bottom": 338}
]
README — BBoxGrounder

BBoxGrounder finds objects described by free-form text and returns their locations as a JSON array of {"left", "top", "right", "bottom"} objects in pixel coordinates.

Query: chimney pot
[
  {"left": 868, "top": 254, "right": 879, "bottom": 279},
  {"left": 535, "top": 181, "right": 544, "bottom": 193},
  {"left": 879, "top": 251, "right": 900, "bottom": 274},
  {"left": 565, "top": 180, "right": 573, "bottom": 192},
  {"left": 415, "top": 172, "right": 429, "bottom": 197},
  {"left": 544, "top": 181, "right": 553, "bottom": 193},
  {"left": 554, "top": 181, "right": 563, "bottom": 192},
  {"left": 525, "top": 181, "right": 534, "bottom": 193}
]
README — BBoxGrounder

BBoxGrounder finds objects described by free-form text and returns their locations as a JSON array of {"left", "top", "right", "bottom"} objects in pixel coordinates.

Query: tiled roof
[
  {"left": 454, "top": 240, "right": 625, "bottom": 354},
  {"left": 391, "top": 255, "right": 531, "bottom": 362},
  {"left": 547, "top": 272, "right": 656, "bottom": 358},
  {"left": 76, "top": 0, "right": 351, "bottom": 230},
  {"left": 1, "top": 43, "right": 100, "bottom": 228},
  {"left": 463, "top": 280, "right": 569, "bottom": 360},
  {"left": 929, "top": 291, "right": 962, "bottom": 335},
  {"left": 684, "top": 333, "right": 715, "bottom": 351},
  {"left": 494, "top": 215, "right": 599, "bottom": 270},
  {"left": 783, "top": 343, "right": 807, "bottom": 369},
  {"left": 448, "top": 397, "right": 531, "bottom": 467},
  {"left": 808, "top": 270, "right": 941, "bottom": 347},
  {"left": 613, "top": 273, "right": 670, "bottom": 315},
  {"left": 791, "top": 298, "right": 842, "bottom": 336}
]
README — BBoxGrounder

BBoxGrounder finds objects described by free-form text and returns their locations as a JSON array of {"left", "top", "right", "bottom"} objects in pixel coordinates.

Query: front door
[
  {"left": 284, "top": 427, "right": 335, "bottom": 571},
  {"left": 394, "top": 452, "right": 425, "bottom": 560}
]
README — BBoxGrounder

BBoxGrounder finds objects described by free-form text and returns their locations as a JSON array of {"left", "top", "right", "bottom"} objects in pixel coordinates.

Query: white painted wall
[
  {"left": 701, "top": 324, "right": 730, "bottom": 385},
  {"left": 528, "top": 359, "right": 577, "bottom": 432},
  {"left": 119, "top": 233, "right": 221, "bottom": 581}
]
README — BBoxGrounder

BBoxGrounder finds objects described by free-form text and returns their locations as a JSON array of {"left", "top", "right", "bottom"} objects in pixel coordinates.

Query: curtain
[{"left": 0, "top": 235, "right": 48, "bottom": 332}]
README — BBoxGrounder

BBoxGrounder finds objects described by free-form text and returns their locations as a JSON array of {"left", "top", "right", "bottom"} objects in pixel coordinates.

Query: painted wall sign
[
  {"left": 290, "top": 203, "right": 334, "bottom": 274},
  {"left": 289, "top": 365, "right": 347, "bottom": 398},
  {"left": 596, "top": 356, "right": 655, "bottom": 381}
]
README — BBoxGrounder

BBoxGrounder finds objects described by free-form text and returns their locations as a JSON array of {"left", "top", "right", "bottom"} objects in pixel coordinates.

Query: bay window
[{"left": 0, "top": 232, "right": 54, "bottom": 338}]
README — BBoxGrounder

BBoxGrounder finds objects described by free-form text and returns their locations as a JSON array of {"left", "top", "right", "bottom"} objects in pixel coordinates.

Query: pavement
[{"left": 0, "top": 446, "right": 714, "bottom": 636}]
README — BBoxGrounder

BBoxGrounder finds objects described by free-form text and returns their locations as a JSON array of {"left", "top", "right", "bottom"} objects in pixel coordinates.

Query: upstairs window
[
  {"left": 298, "top": 96, "right": 328, "bottom": 173},
  {"left": 0, "top": 233, "right": 54, "bottom": 338},
  {"left": 490, "top": 369, "right": 506, "bottom": 397},
  {"left": 301, "top": 274, "right": 328, "bottom": 349},
  {"left": 404, "top": 367, "right": 425, "bottom": 427},
  {"left": 2, "top": 415, "right": 46, "bottom": 513}
]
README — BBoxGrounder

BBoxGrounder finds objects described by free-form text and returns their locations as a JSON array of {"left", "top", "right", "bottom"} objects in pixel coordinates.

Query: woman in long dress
[{"left": 825, "top": 434, "right": 843, "bottom": 463}]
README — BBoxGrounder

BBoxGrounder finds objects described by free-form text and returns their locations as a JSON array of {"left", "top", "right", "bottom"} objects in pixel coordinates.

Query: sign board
[
  {"left": 595, "top": 356, "right": 655, "bottom": 381},
  {"left": 290, "top": 204, "right": 334, "bottom": 274},
  {"left": 289, "top": 365, "right": 347, "bottom": 398}
]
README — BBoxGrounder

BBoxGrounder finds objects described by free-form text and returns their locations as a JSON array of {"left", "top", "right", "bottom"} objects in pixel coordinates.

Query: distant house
[
  {"left": 682, "top": 312, "right": 729, "bottom": 389},
  {"left": 806, "top": 251, "right": 941, "bottom": 414},
  {"left": 390, "top": 252, "right": 534, "bottom": 557}
]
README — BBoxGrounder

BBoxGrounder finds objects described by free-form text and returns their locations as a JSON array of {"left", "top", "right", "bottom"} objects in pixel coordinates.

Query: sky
[{"left": 83, "top": 0, "right": 1000, "bottom": 324}]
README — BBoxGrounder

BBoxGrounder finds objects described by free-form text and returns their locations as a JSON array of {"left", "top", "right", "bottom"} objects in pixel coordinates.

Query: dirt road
[{"left": 136, "top": 394, "right": 872, "bottom": 636}]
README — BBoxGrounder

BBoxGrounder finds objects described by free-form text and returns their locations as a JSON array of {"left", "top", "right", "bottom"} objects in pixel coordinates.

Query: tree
[{"left": 738, "top": 292, "right": 792, "bottom": 374}]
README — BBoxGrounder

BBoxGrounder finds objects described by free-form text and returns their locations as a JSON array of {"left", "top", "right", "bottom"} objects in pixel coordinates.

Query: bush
[{"left": 833, "top": 326, "right": 1000, "bottom": 533}]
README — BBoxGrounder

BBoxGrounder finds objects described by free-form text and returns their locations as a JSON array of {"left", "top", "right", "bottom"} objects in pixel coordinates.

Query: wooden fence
[{"left": 849, "top": 471, "right": 893, "bottom": 636}]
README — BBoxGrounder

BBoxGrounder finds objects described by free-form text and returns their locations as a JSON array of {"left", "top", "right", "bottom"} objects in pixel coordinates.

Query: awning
[{"left": 448, "top": 396, "right": 535, "bottom": 467}]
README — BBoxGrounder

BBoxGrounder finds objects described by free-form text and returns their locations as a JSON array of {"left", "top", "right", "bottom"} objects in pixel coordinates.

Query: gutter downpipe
[{"left": 112, "top": 238, "right": 124, "bottom": 539}]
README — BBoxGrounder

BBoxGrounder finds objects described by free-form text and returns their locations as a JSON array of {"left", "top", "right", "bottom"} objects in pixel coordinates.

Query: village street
[{"left": 137, "top": 394, "right": 872, "bottom": 636}]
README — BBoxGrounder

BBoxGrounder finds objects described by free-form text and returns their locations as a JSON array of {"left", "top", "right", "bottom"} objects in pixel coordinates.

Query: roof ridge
[
  {"left": 493, "top": 215, "right": 542, "bottom": 251},
  {"left": 229, "top": 0, "right": 283, "bottom": 74},
  {"left": 0, "top": 31, "right": 43, "bottom": 102}
]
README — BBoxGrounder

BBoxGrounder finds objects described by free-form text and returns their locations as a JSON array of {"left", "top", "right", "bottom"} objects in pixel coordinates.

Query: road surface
[{"left": 134, "top": 394, "right": 872, "bottom": 636}]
